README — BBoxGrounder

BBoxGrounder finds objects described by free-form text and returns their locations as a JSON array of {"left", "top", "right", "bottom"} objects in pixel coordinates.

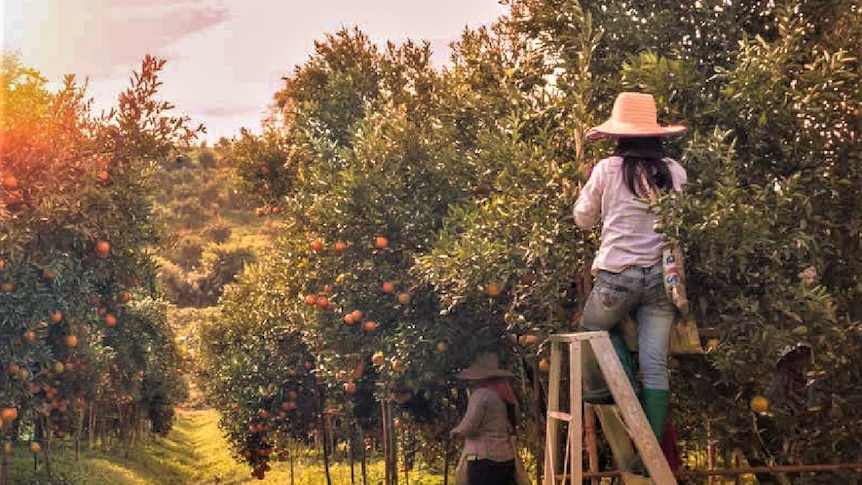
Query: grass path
[{"left": 3, "top": 407, "right": 456, "bottom": 484}]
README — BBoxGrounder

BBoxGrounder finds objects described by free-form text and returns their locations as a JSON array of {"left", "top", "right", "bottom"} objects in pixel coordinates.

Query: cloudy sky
[{"left": 2, "top": 0, "right": 505, "bottom": 143}]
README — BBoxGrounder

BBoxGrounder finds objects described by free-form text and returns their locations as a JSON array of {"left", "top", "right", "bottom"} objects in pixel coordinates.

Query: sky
[{"left": 2, "top": 0, "right": 506, "bottom": 144}]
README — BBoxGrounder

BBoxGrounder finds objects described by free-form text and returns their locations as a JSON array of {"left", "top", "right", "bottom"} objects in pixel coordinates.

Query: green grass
[{"left": 1, "top": 409, "right": 457, "bottom": 484}]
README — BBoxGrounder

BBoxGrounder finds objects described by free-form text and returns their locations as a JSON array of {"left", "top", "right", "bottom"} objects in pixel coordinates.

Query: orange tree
[
  {"left": 203, "top": 1, "right": 862, "bottom": 481},
  {"left": 0, "top": 54, "right": 193, "bottom": 463}
]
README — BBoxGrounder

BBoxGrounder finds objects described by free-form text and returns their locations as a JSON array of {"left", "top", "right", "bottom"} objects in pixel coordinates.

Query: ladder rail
[{"left": 542, "top": 332, "right": 679, "bottom": 485}]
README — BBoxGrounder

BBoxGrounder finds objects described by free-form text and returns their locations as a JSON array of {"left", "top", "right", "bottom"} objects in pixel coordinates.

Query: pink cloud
[{"left": 27, "top": 0, "right": 230, "bottom": 79}]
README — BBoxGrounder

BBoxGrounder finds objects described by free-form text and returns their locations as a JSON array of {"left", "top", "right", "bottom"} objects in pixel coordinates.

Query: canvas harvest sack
[{"left": 636, "top": 166, "right": 704, "bottom": 355}]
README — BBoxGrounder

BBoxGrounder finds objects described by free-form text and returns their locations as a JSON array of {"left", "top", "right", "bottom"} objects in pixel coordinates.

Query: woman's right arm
[
  {"left": 574, "top": 160, "right": 604, "bottom": 229},
  {"left": 451, "top": 390, "right": 487, "bottom": 438}
]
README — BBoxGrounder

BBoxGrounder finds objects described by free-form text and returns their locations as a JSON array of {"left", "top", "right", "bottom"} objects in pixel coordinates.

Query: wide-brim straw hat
[
  {"left": 455, "top": 352, "right": 514, "bottom": 380},
  {"left": 586, "top": 92, "right": 687, "bottom": 141}
]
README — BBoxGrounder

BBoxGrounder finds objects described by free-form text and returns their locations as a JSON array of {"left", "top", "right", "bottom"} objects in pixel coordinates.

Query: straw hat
[
  {"left": 586, "top": 92, "right": 687, "bottom": 141},
  {"left": 455, "top": 352, "right": 514, "bottom": 380}
]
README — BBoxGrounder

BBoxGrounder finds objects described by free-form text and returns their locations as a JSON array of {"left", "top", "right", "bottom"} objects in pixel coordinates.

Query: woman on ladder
[{"left": 573, "top": 92, "right": 687, "bottom": 443}]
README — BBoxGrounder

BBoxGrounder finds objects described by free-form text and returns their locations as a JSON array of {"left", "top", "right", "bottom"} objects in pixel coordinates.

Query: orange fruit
[
  {"left": 343, "top": 382, "right": 357, "bottom": 394},
  {"left": 42, "top": 267, "right": 56, "bottom": 279},
  {"left": 304, "top": 294, "right": 317, "bottom": 306},
  {"left": 750, "top": 396, "right": 769, "bottom": 414},
  {"left": 538, "top": 358, "right": 551, "bottom": 373},
  {"left": 29, "top": 442, "right": 41, "bottom": 454},
  {"left": 343, "top": 313, "right": 356, "bottom": 325},
  {"left": 6, "top": 363, "right": 19, "bottom": 375},
  {"left": 374, "top": 236, "right": 388, "bottom": 249},
  {"left": 362, "top": 320, "right": 377, "bottom": 333},
  {"left": 315, "top": 295, "right": 330, "bottom": 309},
  {"left": 23, "top": 330, "right": 36, "bottom": 343},
  {"left": 706, "top": 338, "right": 720, "bottom": 350},
  {"left": 396, "top": 292, "right": 411, "bottom": 305},
  {"left": 392, "top": 359, "right": 406, "bottom": 372},
  {"left": 51, "top": 311, "right": 63, "bottom": 323},
  {"left": 97, "top": 170, "right": 109, "bottom": 183},
  {"left": 381, "top": 281, "right": 395, "bottom": 293},
  {"left": 350, "top": 309, "right": 363, "bottom": 321},
  {"left": 104, "top": 314, "right": 117, "bottom": 327},
  {"left": 53, "top": 362, "right": 65, "bottom": 374},
  {"left": 1, "top": 408, "right": 18, "bottom": 421},
  {"left": 334, "top": 241, "right": 347, "bottom": 252},
  {"left": 486, "top": 282, "right": 502, "bottom": 297},
  {"left": 1, "top": 282, "right": 14, "bottom": 293},
  {"left": 95, "top": 240, "right": 111, "bottom": 258},
  {"left": 65, "top": 335, "right": 78, "bottom": 348},
  {"left": 270, "top": 206, "right": 281, "bottom": 215},
  {"left": 2, "top": 175, "right": 18, "bottom": 190},
  {"left": 0, "top": 258, "right": 5, "bottom": 270},
  {"left": 310, "top": 240, "right": 324, "bottom": 252},
  {"left": 436, "top": 341, "right": 448, "bottom": 352}
]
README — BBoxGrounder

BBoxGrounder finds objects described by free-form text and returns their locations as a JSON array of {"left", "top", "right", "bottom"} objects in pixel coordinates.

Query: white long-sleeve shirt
[
  {"left": 574, "top": 155, "right": 687, "bottom": 274},
  {"left": 450, "top": 388, "right": 515, "bottom": 462}
]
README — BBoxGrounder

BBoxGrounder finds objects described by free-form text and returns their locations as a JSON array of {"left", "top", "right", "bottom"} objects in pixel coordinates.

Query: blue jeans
[{"left": 579, "top": 263, "right": 675, "bottom": 390}]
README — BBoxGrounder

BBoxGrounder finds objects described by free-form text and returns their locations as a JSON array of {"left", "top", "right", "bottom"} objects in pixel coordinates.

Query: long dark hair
[{"left": 615, "top": 137, "right": 673, "bottom": 197}]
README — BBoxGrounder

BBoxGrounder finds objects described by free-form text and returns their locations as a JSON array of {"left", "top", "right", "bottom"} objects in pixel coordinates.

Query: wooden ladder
[{"left": 543, "top": 331, "right": 677, "bottom": 485}]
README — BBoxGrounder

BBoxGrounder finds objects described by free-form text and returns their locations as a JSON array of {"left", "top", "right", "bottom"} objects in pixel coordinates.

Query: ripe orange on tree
[
  {"left": 50, "top": 311, "right": 63, "bottom": 323},
  {"left": 538, "top": 358, "right": 551, "bottom": 373},
  {"left": 23, "top": 330, "right": 36, "bottom": 343},
  {"left": 350, "top": 309, "right": 363, "bottom": 321},
  {"left": 1, "top": 408, "right": 18, "bottom": 421},
  {"left": 65, "top": 335, "right": 78, "bottom": 348},
  {"left": 396, "top": 292, "right": 411, "bottom": 305},
  {"left": 304, "top": 294, "right": 317, "bottom": 306},
  {"left": 42, "top": 267, "right": 56, "bottom": 279},
  {"left": 95, "top": 240, "right": 111, "bottom": 258},
  {"left": 486, "top": 282, "right": 503, "bottom": 297},
  {"left": 334, "top": 241, "right": 347, "bottom": 252},
  {"left": 0, "top": 258, "right": 5, "bottom": 270},
  {"left": 2, "top": 175, "right": 18, "bottom": 190},
  {"left": 315, "top": 295, "right": 330, "bottom": 309},
  {"left": 750, "top": 395, "right": 769, "bottom": 414},
  {"left": 436, "top": 341, "right": 448, "bottom": 352},
  {"left": 381, "top": 281, "right": 395, "bottom": 293},
  {"left": 310, "top": 240, "right": 324, "bottom": 252},
  {"left": 29, "top": 442, "right": 41, "bottom": 454},
  {"left": 362, "top": 320, "right": 377, "bottom": 333},
  {"left": 343, "top": 313, "right": 356, "bottom": 325},
  {"left": 374, "top": 236, "right": 388, "bottom": 249},
  {"left": 104, "top": 313, "right": 117, "bottom": 327},
  {"left": 97, "top": 170, "right": 109, "bottom": 183}
]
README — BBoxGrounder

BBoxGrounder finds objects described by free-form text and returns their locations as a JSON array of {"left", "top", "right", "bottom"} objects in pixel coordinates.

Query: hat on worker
[
  {"left": 586, "top": 92, "right": 688, "bottom": 141},
  {"left": 455, "top": 352, "right": 514, "bottom": 380}
]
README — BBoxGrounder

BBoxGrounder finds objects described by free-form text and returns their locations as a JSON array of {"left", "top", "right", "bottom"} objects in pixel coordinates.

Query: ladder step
[{"left": 547, "top": 411, "right": 572, "bottom": 422}]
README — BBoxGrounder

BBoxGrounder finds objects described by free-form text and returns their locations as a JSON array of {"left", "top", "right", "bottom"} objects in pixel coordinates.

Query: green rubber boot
[
  {"left": 582, "top": 327, "right": 638, "bottom": 404},
  {"left": 642, "top": 388, "right": 670, "bottom": 442}
]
